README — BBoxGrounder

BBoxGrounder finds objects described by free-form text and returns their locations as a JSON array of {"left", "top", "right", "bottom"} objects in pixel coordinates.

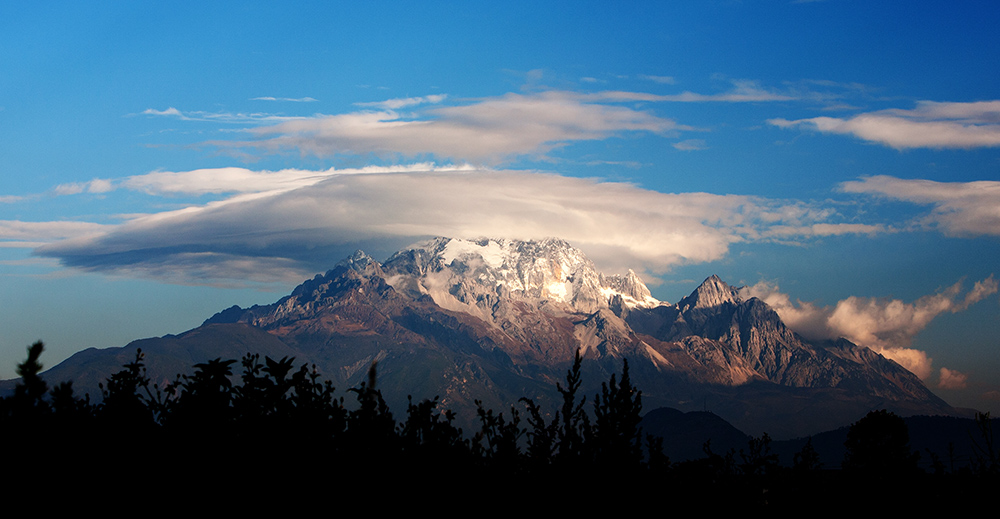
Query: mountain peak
[
  {"left": 333, "top": 249, "right": 382, "bottom": 277},
  {"left": 337, "top": 249, "right": 377, "bottom": 270},
  {"left": 601, "top": 269, "right": 658, "bottom": 309},
  {"left": 380, "top": 237, "right": 659, "bottom": 315},
  {"left": 679, "top": 275, "right": 743, "bottom": 311}
]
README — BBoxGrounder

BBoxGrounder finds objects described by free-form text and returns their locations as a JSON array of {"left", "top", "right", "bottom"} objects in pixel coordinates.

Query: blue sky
[{"left": 2, "top": 1, "right": 999, "bottom": 412}]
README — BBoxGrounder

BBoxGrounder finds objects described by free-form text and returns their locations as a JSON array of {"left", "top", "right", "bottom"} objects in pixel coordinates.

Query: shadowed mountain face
[{"left": 20, "top": 237, "right": 956, "bottom": 437}]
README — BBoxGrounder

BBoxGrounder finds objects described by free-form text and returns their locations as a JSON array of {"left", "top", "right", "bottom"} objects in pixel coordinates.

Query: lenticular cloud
[{"left": 34, "top": 167, "right": 868, "bottom": 285}]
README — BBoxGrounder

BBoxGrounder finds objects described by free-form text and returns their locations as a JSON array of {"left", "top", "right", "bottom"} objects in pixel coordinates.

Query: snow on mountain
[{"left": 381, "top": 237, "right": 663, "bottom": 319}]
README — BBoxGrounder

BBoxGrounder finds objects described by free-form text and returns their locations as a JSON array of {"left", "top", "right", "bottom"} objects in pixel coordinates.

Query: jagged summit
[
  {"left": 380, "top": 237, "right": 662, "bottom": 315},
  {"left": 335, "top": 249, "right": 379, "bottom": 274},
  {"left": 677, "top": 274, "right": 744, "bottom": 312}
]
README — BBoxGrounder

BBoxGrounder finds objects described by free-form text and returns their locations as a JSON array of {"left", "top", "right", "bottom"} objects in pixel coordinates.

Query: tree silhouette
[
  {"left": 593, "top": 358, "right": 643, "bottom": 469},
  {"left": 843, "top": 409, "right": 919, "bottom": 478},
  {"left": 20, "top": 341, "right": 999, "bottom": 506}
]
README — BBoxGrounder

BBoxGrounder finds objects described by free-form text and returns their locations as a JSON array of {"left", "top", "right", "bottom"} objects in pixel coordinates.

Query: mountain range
[{"left": 13, "top": 237, "right": 960, "bottom": 438}]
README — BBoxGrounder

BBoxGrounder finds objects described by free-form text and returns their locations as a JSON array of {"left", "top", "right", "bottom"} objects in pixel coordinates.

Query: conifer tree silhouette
[{"left": 593, "top": 358, "right": 643, "bottom": 469}]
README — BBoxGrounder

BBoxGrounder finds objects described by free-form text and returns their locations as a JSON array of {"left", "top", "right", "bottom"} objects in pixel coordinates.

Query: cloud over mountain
[
  {"left": 33, "top": 167, "right": 875, "bottom": 285},
  {"left": 744, "top": 277, "right": 998, "bottom": 380}
]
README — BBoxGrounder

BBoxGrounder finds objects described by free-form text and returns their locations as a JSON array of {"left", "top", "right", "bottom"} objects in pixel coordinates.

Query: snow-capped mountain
[
  {"left": 382, "top": 237, "right": 659, "bottom": 315},
  {"left": 27, "top": 237, "right": 957, "bottom": 437}
]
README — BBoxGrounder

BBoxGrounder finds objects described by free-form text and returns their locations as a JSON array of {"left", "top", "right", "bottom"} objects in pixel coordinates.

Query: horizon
[{"left": 2, "top": 1, "right": 999, "bottom": 415}]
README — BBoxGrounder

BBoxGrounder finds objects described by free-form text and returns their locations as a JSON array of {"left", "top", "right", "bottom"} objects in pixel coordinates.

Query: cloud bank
[
  {"left": 1, "top": 220, "right": 110, "bottom": 248},
  {"left": 841, "top": 176, "right": 1000, "bottom": 236},
  {"left": 33, "top": 167, "right": 875, "bottom": 285},
  {"left": 215, "top": 91, "right": 680, "bottom": 163},
  {"left": 769, "top": 100, "right": 1000, "bottom": 149},
  {"left": 744, "top": 277, "right": 998, "bottom": 379}
]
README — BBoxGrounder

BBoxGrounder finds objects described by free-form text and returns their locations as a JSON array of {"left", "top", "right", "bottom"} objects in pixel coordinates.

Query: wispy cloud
[
  {"left": 591, "top": 80, "right": 796, "bottom": 103},
  {"left": 53, "top": 179, "right": 115, "bottom": 196},
  {"left": 119, "top": 163, "right": 472, "bottom": 196},
  {"left": 34, "top": 167, "right": 879, "bottom": 285},
  {"left": 743, "top": 276, "right": 998, "bottom": 379},
  {"left": 1, "top": 220, "right": 110, "bottom": 246},
  {"left": 250, "top": 97, "right": 318, "bottom": 102},
  {"left": 211, "top": 91, "right": 683, "bottom": 163},
  {"left": 584, "top": 160, "right": 644, "bottom": 168},
  {"left": 638, "top": 75, "right": 676, "bottom": 85},
  {"left": 673, "top": 139, "right": 707, "bottom": 151},
  {"left": 769, "top": 100, "right": 1000, "bottom": 149},
  {"left": 150, "top": 85, "right": 811, "bottom": 163},
  {"left": 139, "top": 107, "right": 309, "bottom": 124},
  {"left": 840, "top": 176, "right": 1000, "bottom": 236},
  {"left": 43, "top": 164, "right": 474, "bottom": 199},
  {"left": 354, "top": 94, "right": 447, "bottom": 110}
]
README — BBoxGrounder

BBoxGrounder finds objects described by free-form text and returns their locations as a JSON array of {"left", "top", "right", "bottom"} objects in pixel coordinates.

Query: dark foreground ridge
[{"left": 2, "top": 342, "right": 997, "bottom": 510}]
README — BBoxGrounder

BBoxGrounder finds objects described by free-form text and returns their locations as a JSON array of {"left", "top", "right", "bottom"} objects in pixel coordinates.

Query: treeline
[{"left": 1, "top": 341, "right": 997, "bottom": 508}]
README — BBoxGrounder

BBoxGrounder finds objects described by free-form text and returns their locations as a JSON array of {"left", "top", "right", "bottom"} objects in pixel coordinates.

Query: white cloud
[
  {"left": 938, "top": 367, "right": 969, "bottom": 390},
  {"left": 34, "top": 167, "right": 876, "bottom": 284},
  {"left": 759, "top": 223, "right": 886, "bottom": 238},
  {"left": 355, "top": 94, "right": 447, "bottom": 110},
  {"left": 592, "top": 80, "right": 796, "bottom": 103},
  {"left": 119, "top": 163, "right": 472, "bottom": 196},
  {"left": 769, "top": 100, "right": 1000, "bottom": 149},
  {"left": 156, "top": 85, "right": 801, "bottom": 163},
  {"left": 743, "top": 277, "right": 998, "bottom": 379},
  {"left": 638, "top": 75, "right": 677, "bottom": 85},
  {"left": 840, "top": 176, "right": 1000, "bottom": 236},
  {"left": 45, "top": 163, "right": 476, "bottom": 199},
  {"left": 741, "top": 282, "right": 831, "bottom": 340},
  {"left": 673, "top": 139, "right": 707, "bottom": 151},
  {"left": 140, "top": 107, "right": 308, "bottom": 124},
  {"left": 54, "top": 179, "right": 115, "bottom": 196},
  {"left": 0, "top": 220, "right": 110, "bottom": 245},
  {"left": 218, "top": 91, "right": 681, "bottom": 163},
  {"left": 250, "top": 97, "right": 318, "bottom": 102},
  {"left": 141, "top": 107, "right": 184, "bottom": 118}
]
